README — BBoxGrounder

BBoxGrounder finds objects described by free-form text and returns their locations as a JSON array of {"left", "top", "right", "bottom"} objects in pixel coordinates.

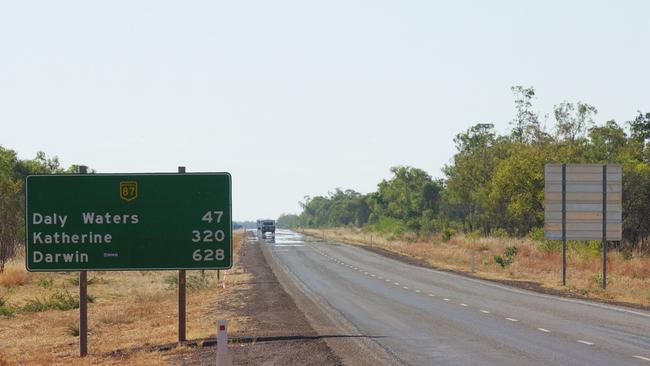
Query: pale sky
[{"left": 1, "top": 1, "right": 649, "bottom": 221}]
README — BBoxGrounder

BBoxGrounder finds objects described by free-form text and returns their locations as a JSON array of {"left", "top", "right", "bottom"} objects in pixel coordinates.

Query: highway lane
[{"left": 264, "top": 230, "right": 650, "bottom": 366}]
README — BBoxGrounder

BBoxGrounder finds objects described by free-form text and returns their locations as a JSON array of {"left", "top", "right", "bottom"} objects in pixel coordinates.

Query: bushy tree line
[
  {"left": 286, "top": 87, "right": 650, "bottom": 252},
  {"left": 0, "top": 146, "right": 80, "bottom": 271}
]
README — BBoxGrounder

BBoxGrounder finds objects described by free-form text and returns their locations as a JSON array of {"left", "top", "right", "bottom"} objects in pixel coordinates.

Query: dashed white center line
[
  {"left": 443, "top": 298, "right": 450, "bottom": 301},
  {"left": 385, "top": 279, "right": 391, "bottom": 282},
  {"left": 576, "top": 340, "right": 594, "bottom": 345},
  {"left": 633, "top": 355, "right": 650, "bottom": 362},
  {"left": 394, "top": 282, "right": 400, "bottom": 285},
  {"left": 428, "top": 294, "right": 435, "bottom": 297},
  {"left": 460, "top": 303, "right": 468, "bottom": 307},
  {"left": 403, "top": 286, "right": 409, "bottom": 289},
  {"left": 415, "top": 290, "right": 421, "bottom": 293},
  {"left": 480, "top": 310, "right": 490, "bottom": 314},
  {"left": 505, "top": 318, "right": 519, "bottom": 322},
  {"left": 363, "top": 272, "right": 368, "bottom": 275},
  {"left": 378, "top": 276, "right": 383, "bottom": 279},
  {"left": 537, "top": 328, "right": 551, "bottom": 333},
  {"left": 371, "top": 274, "right": 376, "bottom": 277}
]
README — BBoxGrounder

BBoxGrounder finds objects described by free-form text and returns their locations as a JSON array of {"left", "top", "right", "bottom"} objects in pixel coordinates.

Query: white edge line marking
[
  {"left": 576, "top": 340, "right": 594, "bottom": 345},
  {"left": 633, "top": 355, "right": 650, "bottom": 362},
  {"left": 537, "top": 328, "right": 550, "bottom": 333},
  {"left": 506, "top": 318, "right": 518, "bottom": 322}
]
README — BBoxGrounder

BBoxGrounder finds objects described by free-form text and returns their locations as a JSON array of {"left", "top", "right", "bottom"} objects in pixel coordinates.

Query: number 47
[{"left": 201, "top": 211, "right": 224, "bottom": 224}]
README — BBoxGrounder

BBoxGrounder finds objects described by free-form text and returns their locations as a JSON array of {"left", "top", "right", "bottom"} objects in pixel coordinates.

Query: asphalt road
[{"left": 263, "top": 229, "right": 650, "bottom": 366}]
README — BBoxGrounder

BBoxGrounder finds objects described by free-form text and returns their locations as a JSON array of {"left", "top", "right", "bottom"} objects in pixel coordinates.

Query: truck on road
[{"left": 257, "top": 219, "right": 276, "bottom": 238}]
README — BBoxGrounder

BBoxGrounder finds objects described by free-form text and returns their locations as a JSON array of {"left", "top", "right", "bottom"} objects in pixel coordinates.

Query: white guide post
[{"left": 216, "top": 320, "right": 232, "bottom": 366}]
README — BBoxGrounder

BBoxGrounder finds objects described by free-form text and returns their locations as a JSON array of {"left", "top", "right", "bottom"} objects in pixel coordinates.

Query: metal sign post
[
  {"left": 178, "top": 166, "right": 187, "bottom": 343},
  {"left": 602, "top": 165, "right": 607, "bottom": 289},
  {"left": 78, "top": 165, "right": 88, "bottom": 357},
  {"left": 562, "top": 164, "right": 567, "bottom": 286}
]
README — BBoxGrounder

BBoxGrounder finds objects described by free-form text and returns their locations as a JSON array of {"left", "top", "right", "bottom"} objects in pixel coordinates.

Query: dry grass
[
  {"left": 304, "top": 228, "right": 650, "bottom": 307},
  {"left": 0, "top": 261, "right": 33, "bottom": 288},
  {"left": 0, "top": 231, "right": 247, "bottom": 365}
]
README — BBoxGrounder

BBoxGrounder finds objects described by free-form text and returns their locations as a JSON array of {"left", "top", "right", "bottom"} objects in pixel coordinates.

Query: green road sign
[{"left": 25, "top": 173, "right": 232, "bottom": 271}]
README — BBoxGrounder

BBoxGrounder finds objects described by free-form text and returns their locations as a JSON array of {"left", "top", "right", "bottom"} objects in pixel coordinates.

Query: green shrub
[
  {"left": 491, "top": 228, "right": 509, "bottom": 239},
  {"left": 66, "top": 323, "right": 80, "bottom": 337},
  {"left": 67, "top": 277, "right": 80, "bottom": 286},
  {"left": 593, "top": 272, "right": 612, "bottom": 286},
  {"left": 36, "top": 277, "right": 54, "bottom": 288},
  {"left": 570, "top": 240, "right": 601, "bottom": 260},
  {"left": 187, "top": 273, "right": 212, "bottom": 290},
  {"left": 165, "top": 273, "right": 214, "bottom": 290},
  {"left": 538, "top": 240, "right": 561, "bottom": 254},
  {"left": 528, "top": 227, "right": 545, "bottom": 241},
  {"left": 0, "top": 295, "right": 16, "bottom": 317},
  {"left": 367, "top": 217, "right": 409, "bottom": 236},
  {"left": 22, "top": 291, "right": 81, "bottom": 312},
  {"left": 467, "top": 230, "right": 481, "bottom": 241},
  {"left": 441, "top": 227, "right": 456, "bottom": 242},
  {"left": 164, "top": 275, "right": 179, "bottom": 288},
  {"left": 620, "top": 250, "right": 633, "bottom": 261},
  {"left": 67, "top": 276, "right": 106, "bottom": 286},
  {"left": 494, "top": 246, "right": 518, "bottom": 268}
]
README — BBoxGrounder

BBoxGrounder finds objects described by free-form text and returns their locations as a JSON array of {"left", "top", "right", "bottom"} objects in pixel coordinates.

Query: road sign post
[
  {"left": 602, "top": 165, "right": 607, "bottom": 289},
  {"left": 178, "top": 166, "right": 187, "bottom": 344},
  {"left": 544, "top": 164, "right": 621, "bottom": 287},
  {"left": 78, "top": 165, "right": 88, "bottom": 357},
  {"left": 562, "top": 164, "right": 567, "bottom": 286}
]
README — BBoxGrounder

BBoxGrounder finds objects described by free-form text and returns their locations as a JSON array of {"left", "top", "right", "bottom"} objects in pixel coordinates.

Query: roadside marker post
[
  {"left": 471, "top": 251, "right": 476, "bottom": 273},
  {"left": 216, "top": 320, "right": 232, "bottom": 366}
]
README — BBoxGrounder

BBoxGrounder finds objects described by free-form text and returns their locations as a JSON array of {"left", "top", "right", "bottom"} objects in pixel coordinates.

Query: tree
[
  {"left": 0, "top": 147, "right": 23, "bottom": 272},
  {"left": 373, "top": 166, "right": 442, "bottom": 231},
  {"left": 488, "top": 145, "right": 545, "bottom": 235},
  {"left": 510, "top": 86, "right": 543, "bottom": 143},
  {"left": 554, "top": 101, "right": 598, "bottom": 142},
  {"left": 444, "top": 123, "right": 506, "bottom": 232},
  {"left": 587, "top": 120, "right": 627, "bottom": 162},
  {"left": 277, "top": 214, "right": 300, "bottom": 228}
]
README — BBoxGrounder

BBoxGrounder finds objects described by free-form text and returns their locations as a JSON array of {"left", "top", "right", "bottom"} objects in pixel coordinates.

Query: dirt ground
[{"left": 172, "top": 236, "right": 342, "bottom": 366}]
